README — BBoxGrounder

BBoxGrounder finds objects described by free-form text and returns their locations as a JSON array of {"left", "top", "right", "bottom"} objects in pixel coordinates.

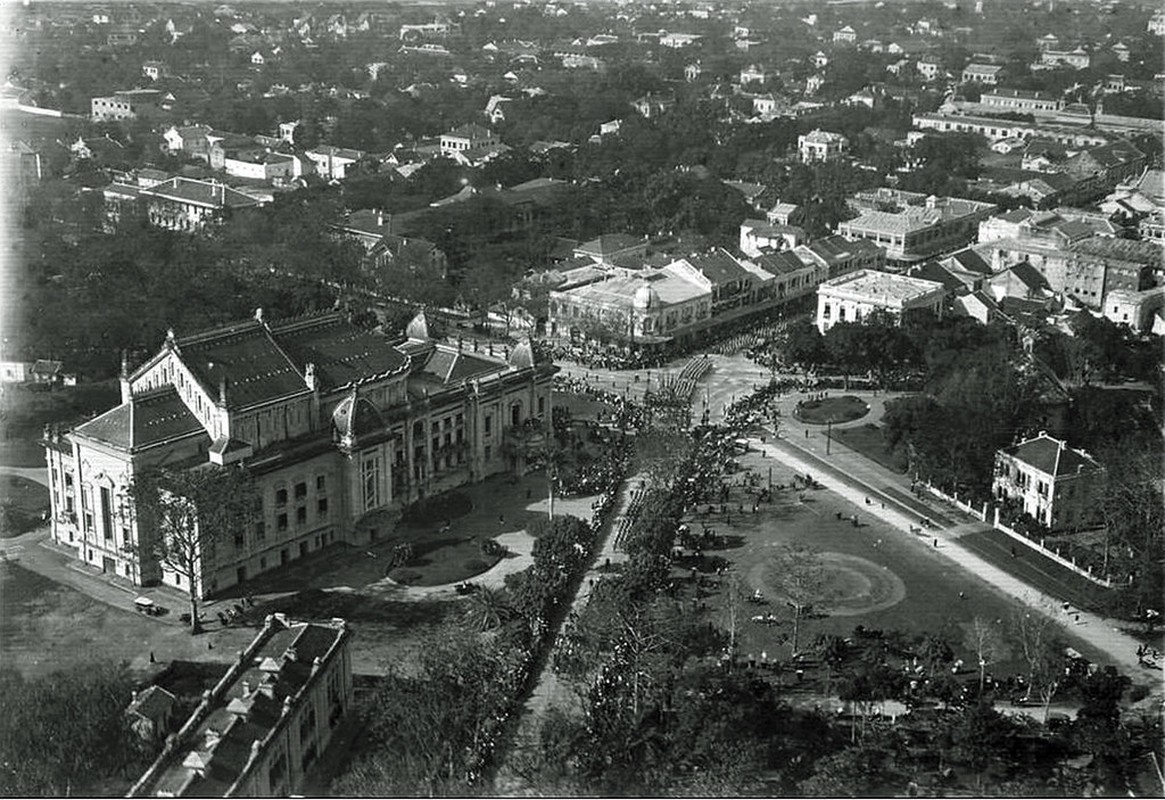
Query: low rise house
[
  {"left": 127, "top": 616, "right": 353, "bottom": 797},
  {"left": 126, "top": 685, "right": 178, "bottom": 742},
  {"left": 816, "top": 269, "right": 945, "bottom": 334},
  {"left": 439, "top": 124, "right": 499, "bottom": 156},
  {"left": 992, "top": 432, "right": 1105, "bottom": 531},
  {"left": 1039, "top": 48, "right": 1090, "bottom": 70},
  {"left": 961, "top": 63, "right": 1003, "bottom": 85},
  {"left": 304, "top": 146, "right": 365, "bottom": 181},
  {"left": 91, "top": 89, "right": 163, "bottom": 122},
  {"left": 630, "top": 92, "right": 677, "bottom": 119},
  {"left": 1103, "top": 286, "right": 1165, "bottom": 332},
  {"left": 798, "top": 130, "right": 849, "bottom": 163},
  {"left": 739, "top": 219, "right": 807, "bottom": 257}
]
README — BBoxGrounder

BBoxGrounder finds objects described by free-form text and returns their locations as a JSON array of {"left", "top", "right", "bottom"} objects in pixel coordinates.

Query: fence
[
  {"left": 921, "top": 482, "right": 1113, "bottom": 588},
  {"left": 920, "top": 482, "right": 988, "bottom": 522},
  {"left": 992, "top": 509, "right": 1114, "bottom": 588}
]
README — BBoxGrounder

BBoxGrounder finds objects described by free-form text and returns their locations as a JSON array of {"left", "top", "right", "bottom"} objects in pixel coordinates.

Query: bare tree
[
  {"left": 130, "top": 465, "right": 255, "bottom": 633},
  {"left": 768, "top": 544, "right": 828, "bottom": 657},
  {"left": 963, "top": 616, "right": 1009, "bottom": 694},
  {"left": 1011, "top": 606, "right": 1065, "bottom": 722}
]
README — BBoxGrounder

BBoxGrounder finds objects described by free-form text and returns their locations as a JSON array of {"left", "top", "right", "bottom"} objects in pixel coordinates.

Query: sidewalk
[{"left": 752, "top": 435, "right": 1148, "bottom": 679}]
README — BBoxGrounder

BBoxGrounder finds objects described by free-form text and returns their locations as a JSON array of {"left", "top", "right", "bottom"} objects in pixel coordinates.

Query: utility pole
[{"left": 826, "top": 419, "right": 833, "bottom": 455}]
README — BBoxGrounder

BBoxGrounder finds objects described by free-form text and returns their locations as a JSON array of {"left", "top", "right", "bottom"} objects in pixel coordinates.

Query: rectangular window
[
  {"left": 296, "top": 506, "right": 307, "bottom": 525},
  {"left": 234, "top": 531, "right": 245, "bottom": 549},
  {"left": 316, "top": 475, "right": 326, "bottom": 493},
  {"left": 295, "top": 482, "right": 307, "bottom": 500},
  {"left": 255, "top": 520, "right": 265, "bottom": 541},
  {"left": 484, "top": 415, "right": 492, "bottom": 436},
  {"left": 276, "top": 488, "right": 288, "bottom": 506},
  {"left": 278, "top": 513, "right": 288, "bottom": 532},
  {"left": 362, "top": 453, "right": 382, "bottom": 511},
  {"left": 318, "top": 497, "right": 328, "bottom": 517},
  {"left": 485, "top": 445, "right": 492, "bottom": 460}
]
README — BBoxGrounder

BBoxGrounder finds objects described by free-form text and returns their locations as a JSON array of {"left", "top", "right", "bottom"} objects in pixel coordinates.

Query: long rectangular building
[
  {"left": 128, "top": 615, "right": 353, "bottom": 797},
  {"left": 838, "top": 188, "right": 997, "bottom": 266}
]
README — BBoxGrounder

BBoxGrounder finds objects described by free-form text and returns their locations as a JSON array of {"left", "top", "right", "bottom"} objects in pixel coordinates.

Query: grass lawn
[
  {"left": 674, "top": 449, "right": 1112, "bottom": 681},
  {"left": 795, "top": 395, "right": 870, "bottom": 425},
  {"left": 0, "top": 474, "right": 50, "bottom": 537},
  {"left": 0, "top": 380, "right": 121, "bottom": 467},
  {"left": 0, "top": 561, "right": 259, "bottom": 680},
  {"left": 833, "top": 423, "right": 909, "bottom": 474},
  {"left": 387, "top": 532, "right": 504, "bottom": 586}
]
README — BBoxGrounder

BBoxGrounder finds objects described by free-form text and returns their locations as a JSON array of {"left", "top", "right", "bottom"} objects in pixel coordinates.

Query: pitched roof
[
  {"left": 576, "top": 233, "right": 644, "bottom": 257},
  {"left": 682, "top": 249, "right": 753, "bottom": 285},
  {"left": 142, "top": 178, "right": 262, "bottom": 209},
  {"left": 270, "top": 313, "right": 410, "bottom": 392},
  {"left": 74, "top": 387, "right": 206, "bottom": 452},
  {"left": 755, "top": 250, "right": 811, "bottom": 276},
  {"left": 128, "top": 685, "right": 178, "bottom": 721},
  {"left": 943, "top": 248, "right": 991, "bottom": 275},
  {"left": 1003, "top": 432, "right": 1102, "bottom": 476}
]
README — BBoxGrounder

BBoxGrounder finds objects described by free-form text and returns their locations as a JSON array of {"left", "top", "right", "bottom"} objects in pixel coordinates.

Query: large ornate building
[{"left": 43, "top": 310, "right": 555, "bottom": 598}]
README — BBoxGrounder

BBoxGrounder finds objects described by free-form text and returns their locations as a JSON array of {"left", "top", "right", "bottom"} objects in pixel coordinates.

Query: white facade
[
  {"left": 798, "top": 130, "right": 849, "bottom": 163},
  {"left": 816, "top": 269, "right": 945, "bottom": 333}
]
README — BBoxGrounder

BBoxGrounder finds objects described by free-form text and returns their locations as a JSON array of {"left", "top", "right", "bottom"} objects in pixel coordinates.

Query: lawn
[
  {"left": 833, "top": 422, "right": 909, "bottom": 474},
  {"left": 387, "top": 532, "right": 504, "bottom": 586},
  {"left": 794, "top": 395, "right": 870, "bottom": 425},
  {"left": 0, "top": 474, "right": 50, "bottom": 537},
  {"left": 0, "top": 380, "right": 121, "bottom": 467},
  {"left": 673, "top": 448, "right": 1112, "bottom": 681},
  {"left": 0, "top": 561, "right": 258, "bottom": 680}
]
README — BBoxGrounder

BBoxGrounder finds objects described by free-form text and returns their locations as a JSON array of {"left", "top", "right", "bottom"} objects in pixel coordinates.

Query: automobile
[{"left": 133, "top": 596, "right": 162, "bottom": 616}]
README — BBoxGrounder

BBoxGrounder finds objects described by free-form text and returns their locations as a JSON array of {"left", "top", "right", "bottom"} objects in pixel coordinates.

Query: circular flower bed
[{"left": 793, "top": 395, "right": 869, "bottom": 425}]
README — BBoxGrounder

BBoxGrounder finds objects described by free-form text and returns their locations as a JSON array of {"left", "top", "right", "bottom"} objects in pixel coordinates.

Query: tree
[
  {"left": 0, "top": 662, "right": 146, "bottom": 796},
  {"left": 962, "top": 616, "right": 1009, "bottom": 694},
  {"left": 130, "top": 465, "right": 256, "bottom": 633},
  {"left": 1011, "top": 607, "right": 1065, "bottom": 722},
  {"left": 767, "top": 544, "right": 828, "bottom": 657},
  {"left": 463, "top": 586, "right": 519, "bottom": 633}
]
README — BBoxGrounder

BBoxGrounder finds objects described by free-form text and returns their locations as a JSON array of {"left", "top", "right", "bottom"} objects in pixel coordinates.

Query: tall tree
[{"left": 130, "top": 465, "right": 256, "bottom": 633}]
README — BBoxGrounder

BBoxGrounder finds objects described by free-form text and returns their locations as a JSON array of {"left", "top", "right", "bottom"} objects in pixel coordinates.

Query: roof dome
[
  {"left": 332, "top": 391, "right": 384, "bottom": 445},
  {"left": 633, "top": 282, "right": 660, "bottom": 310}
]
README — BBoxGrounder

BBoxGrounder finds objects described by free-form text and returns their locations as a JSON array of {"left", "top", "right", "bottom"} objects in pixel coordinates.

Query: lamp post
[{"left": 826, "top": 419, "right": 833, "bottom": 455}]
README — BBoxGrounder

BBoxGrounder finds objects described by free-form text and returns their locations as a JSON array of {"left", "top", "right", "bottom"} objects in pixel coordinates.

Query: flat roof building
[{"left": 816, "top": 269, "right": 945, "bottom": 333}]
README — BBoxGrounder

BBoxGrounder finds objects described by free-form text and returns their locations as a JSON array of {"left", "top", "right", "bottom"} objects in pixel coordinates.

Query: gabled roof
[
  {"left": 943, "top": 248, "right": 991, "bottom": 275},
  {"left": 128, "top": 685, "right": 178, "bottom": 721},
  {"left": 908, "top": 261, "right": 963, "bottom": 293},
  {"left": 1002, "top": 431, "right": 1102, "bottom": 476}
]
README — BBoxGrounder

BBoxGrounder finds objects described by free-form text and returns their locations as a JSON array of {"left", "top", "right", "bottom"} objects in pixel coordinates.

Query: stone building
[
  {"left": 43, "top": 310, "right": 554, "bottom": 597},
  {"left": 992, "top": 432, "right": 1105, "bottom": 531}
]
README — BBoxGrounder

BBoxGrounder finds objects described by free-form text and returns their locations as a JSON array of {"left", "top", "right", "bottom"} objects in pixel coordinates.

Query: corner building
[{"left": 43, "top": 310, "right": 555, "bottom": 597}]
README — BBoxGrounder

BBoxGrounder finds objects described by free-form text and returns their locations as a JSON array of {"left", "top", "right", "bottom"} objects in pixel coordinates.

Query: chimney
[
  {"left": 218, "top": 378, "right": 228, "bottom": 407},
  {"left": 120, "top": 350, "right": 132, "bottom": 404},
  {"left": 241, "top": 680, "right": 251, "bottom": 696}
]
